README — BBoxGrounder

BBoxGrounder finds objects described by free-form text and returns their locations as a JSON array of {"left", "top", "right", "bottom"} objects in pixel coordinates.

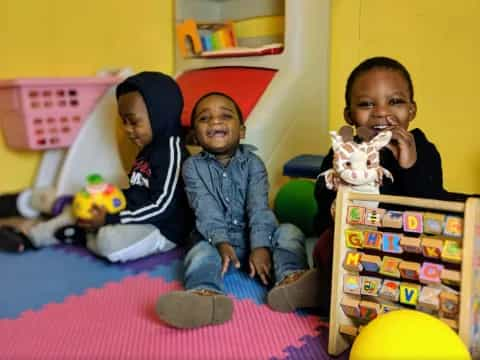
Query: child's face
[
  {"left": 118, "top": 91, "right": 153, "bottom": 149},
  {"left": 345, "top": 68, "right": 416, "bottom": 133},
  {"left": 192, "top": 95, "right": 245, "bottom": 158}
]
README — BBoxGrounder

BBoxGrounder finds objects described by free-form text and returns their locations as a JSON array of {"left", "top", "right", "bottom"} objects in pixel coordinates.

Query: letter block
[
  {"left": 364, "top": 208, "right": 386, "bottom": 227},
  {"left": 359, "top": 300, "right": 380, "bottom": 321},
  {"left": 443, "top": 216, "right": 463, "bottom": 238},
  {"left": 360, "top": 254, "right": 382, "bottom": 273},
  {"left": 343, "top": 274, "right": 361, "bottom": 295},
  {"left": 346, "top": 206, "right": 366, "bottom": 225},
  {"left": 345, "top": 229, "right": 364, "bottom": 249},
  {"left": 441, "top": 240, "right": 462, "bottom": 263},
  {"left": 379, "top": 256, "right": 401, "bottom": 278},
  {"left": 441, "top": 268, "right": 461, "bottom": 286},
  {"left": 418, "top": 286, "right": 441, "bottom": 312},
  {"left": 363, "top": 231, "right": 382, "bottom": 250},
  {"left": 398, "top": 261, "right": 421, "bottom": 281},
  {"left": 423, "top": 212, "right": 445, "bottom": 235},
  {"left": 421, "top": 237, "right": 443, "bottom": 259},
  {"left": 403, "top": 211, "right": 423, "bottom": 234},
  {"left": 399, "top": 282, "right": 421, "bottom": 306},
  {"left": 343, "top": 251, "right": 363, "bottom": 272},
  {"left": 419, "top": 262, "right": 444, "bottom": 285},
  {"left": 360, "top": 276, "right": 382, "bottom": 296},
  {"left": 382, "top": 232, "right": 403, "bottom": 254},
  {"left": 379, "top": 279, "right": 400, "bottom": 302},
  {"left": 439, "top": 292, "right": 460, "bottom": 318},
  {"left": 382, "top": 210, "right": 403, "bottom": 228},
  {"left": 340, "top": 295, "right": 361, "bottom": 318},
  {"left": 400, "top": 236, "right": 422, "bottom": 253}
]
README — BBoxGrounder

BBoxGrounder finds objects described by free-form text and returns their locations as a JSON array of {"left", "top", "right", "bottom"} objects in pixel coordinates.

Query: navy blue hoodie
[{"left": 105, "top": 72, "right": 192, "bottom": 244}]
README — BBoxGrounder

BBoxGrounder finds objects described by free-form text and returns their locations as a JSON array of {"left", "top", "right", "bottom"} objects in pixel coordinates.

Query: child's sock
[
  {"left": 54, "top": 225, "right": 87, "bottom": 246},
  {"left": 29, "top": 207, "right": 75, "bottom": 248},
  {"left": 156, "top": 290, "right": 233, "bottom": 328},
  {"left": 0, "top": 226, "right": 34, "bottom": 252}
]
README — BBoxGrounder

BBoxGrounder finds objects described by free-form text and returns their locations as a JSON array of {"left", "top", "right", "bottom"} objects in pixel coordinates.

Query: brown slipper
[
  {"left": 267, "top": 268, "right": 324, "bottom": 313},
  {"left": 156, "top": 290, "right": 233, "bottom": 328}
]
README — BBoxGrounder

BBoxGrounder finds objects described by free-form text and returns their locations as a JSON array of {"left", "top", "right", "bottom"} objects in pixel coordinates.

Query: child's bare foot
[
  {"left": 267, "top": 268, "right": 323, "bottom": 313},
  {"left": 0, "top": 226, "right": 33, "bottom": 252},
  {"left": 156, "top": 289, "right": 233, "bottom": 328}
]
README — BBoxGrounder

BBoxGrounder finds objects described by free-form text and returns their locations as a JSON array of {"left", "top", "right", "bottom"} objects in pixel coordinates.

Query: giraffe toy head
[{"left": 322, "top": 126, "right": 393, "bottom": 190}]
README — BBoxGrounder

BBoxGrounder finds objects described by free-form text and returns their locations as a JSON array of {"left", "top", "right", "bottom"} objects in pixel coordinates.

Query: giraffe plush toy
[{"left": 321, "top": 126, "right": 394, "bottom": 198}]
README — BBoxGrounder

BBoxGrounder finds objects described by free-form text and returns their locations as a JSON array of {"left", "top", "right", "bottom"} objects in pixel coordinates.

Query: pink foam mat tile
[{"left": 0, "top": 274, "right": 321, "bottom": 359}]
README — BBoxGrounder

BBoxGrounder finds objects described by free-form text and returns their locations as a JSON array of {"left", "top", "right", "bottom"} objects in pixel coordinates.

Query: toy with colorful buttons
[
  {"left": 72, "top": 174, "right": 126, "bottom": 220},
  {"left": 328, "top": 186, "right": 480, "bottom": 358}
]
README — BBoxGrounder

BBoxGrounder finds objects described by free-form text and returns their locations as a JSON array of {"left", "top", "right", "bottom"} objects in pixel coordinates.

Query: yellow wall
[
  {"left": 330, "top": 0, "right": 479, "bottom": 194},
  {"left": 1, "top": 0, "right": 479, "bottom": 194},
  {"left": 0, "top": 0, "right": 173, "bottom": 192}
]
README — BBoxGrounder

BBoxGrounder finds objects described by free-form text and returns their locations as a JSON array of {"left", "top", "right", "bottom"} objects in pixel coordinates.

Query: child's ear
[
  {"left": 344, "top": 108, "right": 354, "bottom": 126},
  {"left": 240, "top": 125, "right": 246, "bottom": 139},
  {"left": 408, "top": 102, "right": 417, "bottom": 122}
]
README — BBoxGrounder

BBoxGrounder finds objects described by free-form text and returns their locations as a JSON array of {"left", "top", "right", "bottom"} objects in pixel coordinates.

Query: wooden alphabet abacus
[{"left": 328, "top": 187, "right": 480, "bottom": 358}]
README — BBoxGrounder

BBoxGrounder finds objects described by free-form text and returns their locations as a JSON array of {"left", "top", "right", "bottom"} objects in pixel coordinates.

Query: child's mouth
[{"left": 207, "top": 129, "right": 228, "bottom": 138}]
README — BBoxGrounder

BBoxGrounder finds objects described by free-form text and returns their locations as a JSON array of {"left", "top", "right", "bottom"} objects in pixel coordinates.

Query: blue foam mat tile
[
  {"left": 223, "top": 267, "right": 267, "bottom": 304},
  {"left": 0, "top": 248, "right": 131, "bottom": 319},
  {"left": 54, "top": 244, "right": 183, "bottom": 274}
]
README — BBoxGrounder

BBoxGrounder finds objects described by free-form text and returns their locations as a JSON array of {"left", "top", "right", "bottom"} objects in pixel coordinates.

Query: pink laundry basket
[{"left": 0, "top": 77, "right": 120, "bottom": 150}]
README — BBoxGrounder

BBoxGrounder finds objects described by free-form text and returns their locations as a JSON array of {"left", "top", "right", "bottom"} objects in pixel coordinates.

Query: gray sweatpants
[{"left": 87, "top": 224, "right": 176, "bottom": 263}]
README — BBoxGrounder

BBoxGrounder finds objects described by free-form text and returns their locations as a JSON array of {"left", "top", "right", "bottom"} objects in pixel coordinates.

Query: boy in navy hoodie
[{"left": 78, "top": 72, "right": 192, "bottom": 262}]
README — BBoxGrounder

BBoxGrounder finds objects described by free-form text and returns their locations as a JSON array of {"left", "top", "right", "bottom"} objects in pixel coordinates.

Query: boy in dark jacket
[{"left": 78, "top": 71, "right": 192, "bottom": 262}]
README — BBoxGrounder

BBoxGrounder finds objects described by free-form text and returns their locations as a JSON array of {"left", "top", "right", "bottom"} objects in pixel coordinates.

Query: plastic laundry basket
[{"left": 0, "top": 77, "right": 120, "bottom": 150}]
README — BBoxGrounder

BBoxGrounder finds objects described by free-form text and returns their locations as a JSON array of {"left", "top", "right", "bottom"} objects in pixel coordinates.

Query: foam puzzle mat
[{"left": 0, "top": 245, "right": 350, "bottom": 359}]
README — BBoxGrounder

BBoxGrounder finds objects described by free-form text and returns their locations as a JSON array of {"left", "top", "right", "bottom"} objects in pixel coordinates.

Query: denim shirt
[{"left": 182, "top": 144, "right": 278, "bottom": 249}]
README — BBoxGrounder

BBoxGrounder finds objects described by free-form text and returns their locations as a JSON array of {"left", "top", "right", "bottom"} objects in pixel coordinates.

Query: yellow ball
[{"left": 350, "top": 310, "right": 471, "bottom": 360}]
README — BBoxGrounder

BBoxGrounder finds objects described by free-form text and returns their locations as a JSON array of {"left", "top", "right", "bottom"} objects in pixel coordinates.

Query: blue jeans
[{"left": 184, "top": 223, "right": 307, "bottom": 294}]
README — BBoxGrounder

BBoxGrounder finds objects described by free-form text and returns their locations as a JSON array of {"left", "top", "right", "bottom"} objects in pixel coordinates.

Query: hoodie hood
[{"left": 116, "top": 71, "right": 183, "bottom": 143}]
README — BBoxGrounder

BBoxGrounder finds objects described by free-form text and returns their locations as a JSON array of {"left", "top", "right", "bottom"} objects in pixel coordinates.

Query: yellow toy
[
  {"left": 350, "top": 309, "right": 471, "bottom": 360},
  {"left": 72, "top": 174, "right": 126, "bottom": 220}
]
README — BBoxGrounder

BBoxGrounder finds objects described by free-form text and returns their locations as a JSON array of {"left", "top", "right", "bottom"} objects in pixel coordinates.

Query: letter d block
[{"left": 403, "top": 212, "right": 423, "bottom": 233}]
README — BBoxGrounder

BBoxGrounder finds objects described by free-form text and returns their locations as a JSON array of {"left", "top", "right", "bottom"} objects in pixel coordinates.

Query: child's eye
[
  {"left": 390, "top": 98, "right": 406, "bottom": 105},
  {"left": 366, "top": 160, "right": 371, "bottom": 167},
  {"left": 197, "top": 115, "right": 209, "bottom": 123},
  {"left": 345, "top": 161, "right": 352, "bottom": 168},
  {"left": 222, "top": 113, "right": 233, "bottom": 120},
  {"left": 358, "top": 101, "right": 374, "bottom": 108}
]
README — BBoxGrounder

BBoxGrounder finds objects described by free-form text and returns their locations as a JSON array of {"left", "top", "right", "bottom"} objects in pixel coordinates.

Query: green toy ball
[
  {"left": 274, "top": 179, "right": 317, "bottom": 236},
  {"left": 350, "top": 310, "right": 471, "bottom": 360}
]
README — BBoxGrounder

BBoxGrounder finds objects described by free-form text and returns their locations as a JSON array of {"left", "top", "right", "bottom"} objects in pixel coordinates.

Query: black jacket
[
  {"left": 313, "top": 128, "right": 468, "bottom": 236},
  {"left": 105, "top": 72, "right": 192, "bottom": 244}
]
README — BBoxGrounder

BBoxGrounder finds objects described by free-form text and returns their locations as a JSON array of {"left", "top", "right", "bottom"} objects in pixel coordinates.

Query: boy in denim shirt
[{"left": 156, "top": 92, "right": 321, "bottom": 329}]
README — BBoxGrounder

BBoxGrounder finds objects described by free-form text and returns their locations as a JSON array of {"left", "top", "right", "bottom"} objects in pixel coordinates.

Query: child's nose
[{"left": 372, "top": 104, "right": 390, "bottom": 117}]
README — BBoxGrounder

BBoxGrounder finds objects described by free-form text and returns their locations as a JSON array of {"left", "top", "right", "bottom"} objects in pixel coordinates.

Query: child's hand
[
  {"left": 385, "top": 117, "right": 417, "bottom": 169},
  {"left": 77, "top": 204, "right": 106, "bottom": 231},
  {"left": 249, "top": 247, "right": 272, "bottom": 285},
  {"left": 217, "top": 242, "right": 240, "bottom": 276}
]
